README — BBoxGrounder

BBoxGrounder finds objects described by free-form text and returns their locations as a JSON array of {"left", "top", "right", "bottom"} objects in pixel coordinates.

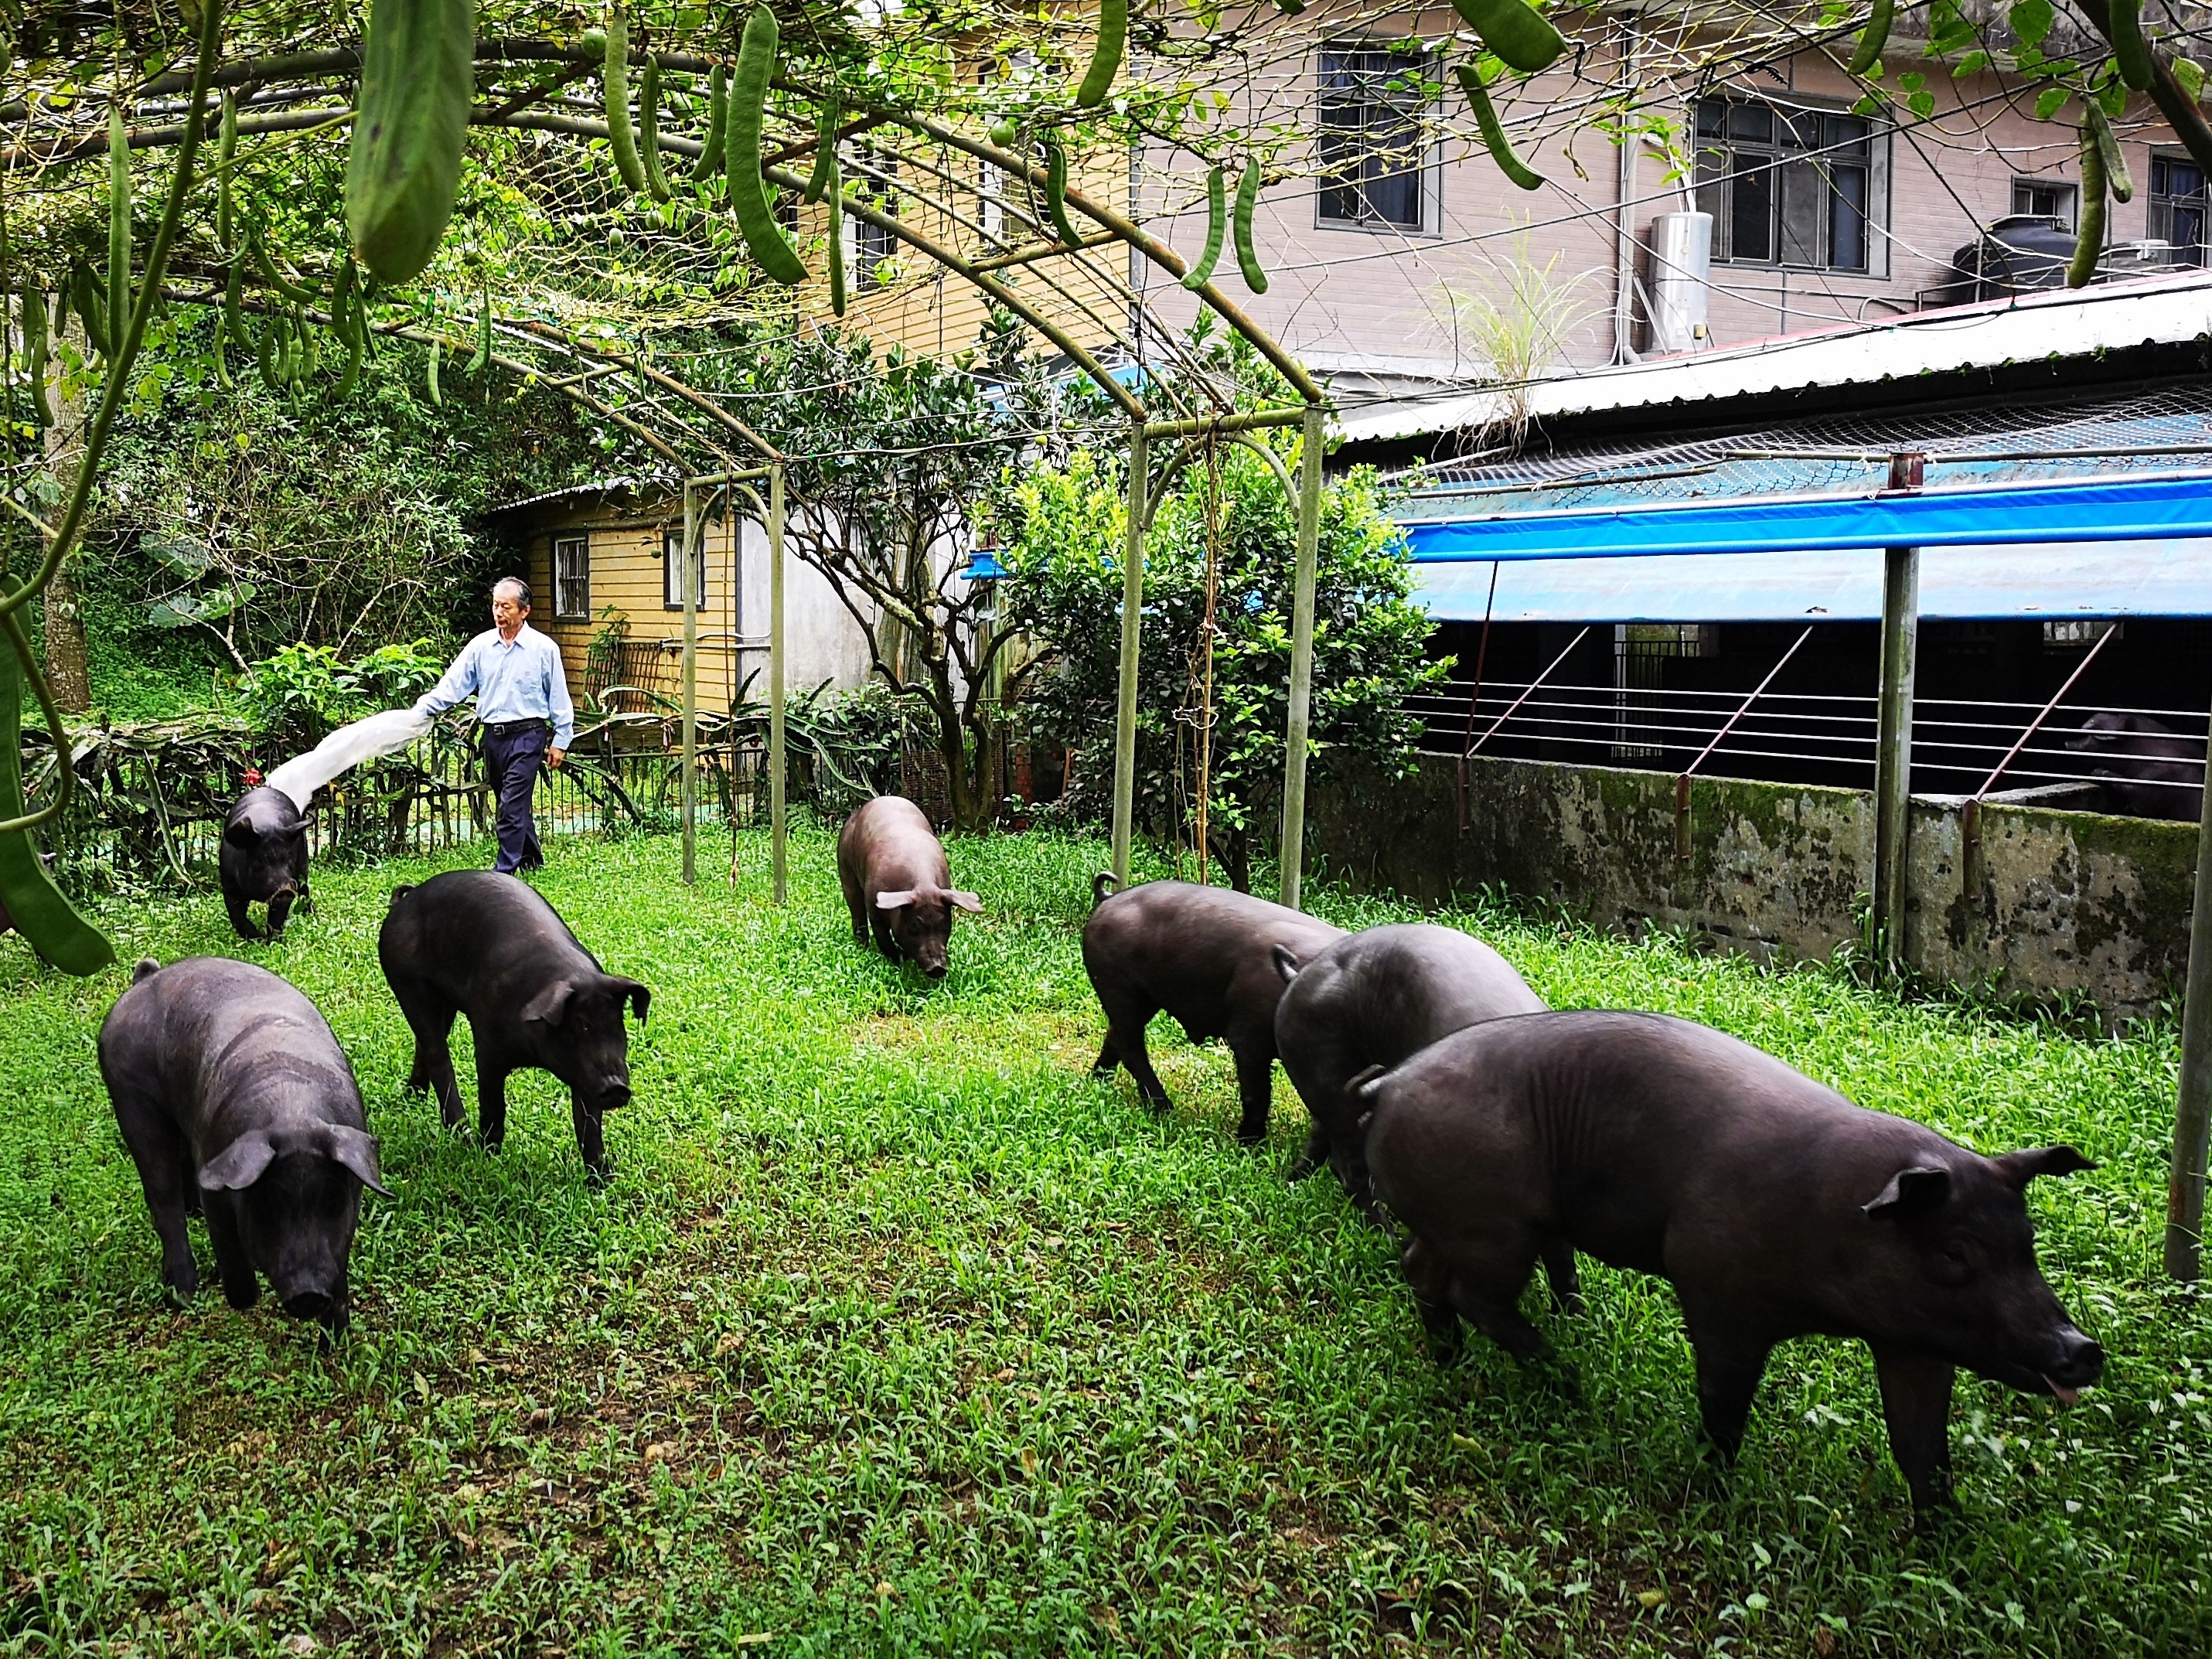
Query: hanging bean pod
[
  {"left": 827, "top": 154, "right": 848, "bottom": 317},
  {"left": 728, "top": 5, "right": 809, "bottom": 284},
  {"left": 1447, "top": 0, "right": 1566, "bottom": 76},
  {"left": 694, "top": 64, "right": 728, "bottom": 185},
  {"left": 639, "top": 53, "right": 674, "bottom": 202},
  {"left": 24, "top": 288, "right": 52, "bottom": 427},
  {"left": 1457, "top": 64, "right": 1544, "bottom": 191},
  {"left": 0, "top": 603, "right": 114, "bottom": 976},
  {"left": 425, "top": 334, "right": 444, "bottom": 404},
  {"left": 603, "top": 9, "right": 649, "bottom": 194},
  {"left": 1232, "top": 156, "right": 1269, "bottom": 293},
  {"left": 2070, "top": 124, "right": 2108, "bottom": 288},
  {"left": 1181, "top": 165, "right": 1226, "bottom": 291},
  {"left": 107, "top": 104, "right": 132, "bottom": 353},
  {"left": 1074, "top": 0, "right": 1126, "bottom": 107},
  {"left": 345, "top": 0, "right": 477, "bottom": 284},
  {"left": 1042, "top": 139, "right": 1082, "bottom": 247},
  {"left": 216, "top": 90, "right": 238, "bottom": 252},
  {"left": 804, "top": 97, "right": 840, "bottom": 203},
  {"left": 2111, "top": 0, "right": 2156, "bottom": 91},
  {"left": 70, "top": 257, "right": 108, "bottom": 358},
  {"left": 2086, "top": 98, "right": 2134, "bottom": 202}
]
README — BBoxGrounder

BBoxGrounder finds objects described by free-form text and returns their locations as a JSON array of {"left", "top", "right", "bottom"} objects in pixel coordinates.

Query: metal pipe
[
  {"left": 1111, "top": 417, "right": 1148, "bottom": 888},
  {"left": 1674, "top": 625, "right": 1815, "bottom": 859},
  {"left": 1279, "top": 404, "right": 1326, "bottom": 911},
  {"left": 1962, "top": 622, "right": 2120, "bottom": 891},
  {"left": 680, "top": 484, "right": 700, "bottom": 886},
  {"left": 769, "top": 462, "right": 788, "bottom": 907},
  {"left": 1467, "top": 628, "right": 1593, "bottom": 755},
  {"left": 2168, "top": 703, "right": 2212, "bottom": 1279},
  {"left": 1456, "top": 561, "right": 1501, "bottom": 833}
]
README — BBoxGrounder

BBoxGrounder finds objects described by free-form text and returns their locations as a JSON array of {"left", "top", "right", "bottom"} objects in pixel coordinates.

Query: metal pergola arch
[
  {"left": 2, "top": 22, "right": 1340, "bottom": 917},
  {"left": 1409, "top": 468, "right": 2212, "bottom": 1284}
]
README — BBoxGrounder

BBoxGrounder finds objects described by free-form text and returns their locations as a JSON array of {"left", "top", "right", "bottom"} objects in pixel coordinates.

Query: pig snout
[
  {"left": 916, "top": 945, "right": 949, "bottom": 980},
  {"left": 2040, "top": 1325, "right": 2104, "bottom": 1405}
]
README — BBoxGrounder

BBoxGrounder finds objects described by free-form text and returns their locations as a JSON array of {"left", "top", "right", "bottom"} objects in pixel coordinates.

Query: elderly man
[{"left": 415, "top": 577, "right": 574, "bottom": 875}]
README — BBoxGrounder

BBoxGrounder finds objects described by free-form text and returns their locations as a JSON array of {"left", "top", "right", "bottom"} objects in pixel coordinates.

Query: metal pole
[
  {"left": 1279, "top": 404, "right": 1325, "bottom": 911},
  {"left": 2166, "top": 712, "right": 2212, "bottom": 1279},
  {"left": 680, "top": 482, "right": 699, "bottom": 886},
  {"left": 769, "top": 462, "right": 788, "bottom": 907},
  {"left": 1873, "top": 451, "right": 1924, "bottom": 969},
  {"left": 1109, "top": 417, "right": 1148, "bottom": 888}
]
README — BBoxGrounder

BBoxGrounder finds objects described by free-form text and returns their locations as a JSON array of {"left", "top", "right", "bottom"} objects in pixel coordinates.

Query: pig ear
[
  {"left": 1995, "top": 1145, "right": 2098, "bottom": 1187},
  {"left": 520, "top": 979, "right": 577, "bottom": 1027},
  {"left": 946, "top": 890, "right": 983, "bottom": 914},
  {"left": 1862, "top": 1164, "right": 1951, "bottom": 1220},
  {"left": 608, "top": 976, "right": 651, "bottom": 1023},
  {"left": 325, "top": 1126, "right": 392, "bottom": 1197},
  {"left": 285, "top": 822, "right": 310, "bottom": 840},
  {"left": 874, "top": 890, "right": 916, "bottom": 911},
  {"left": 199, "top": 1132, "right": 278, "bottom": 1192},
  {"left": 223, "top": 819, "right": 258, "bottom": 849},
  {"left": 1272, "top": 943, "right": 1300, "bottom": 986}
]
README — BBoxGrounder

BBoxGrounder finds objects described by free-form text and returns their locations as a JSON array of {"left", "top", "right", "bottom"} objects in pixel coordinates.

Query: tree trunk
[{"left": 43, "top": 567, "right": 91, "bottom": 714}]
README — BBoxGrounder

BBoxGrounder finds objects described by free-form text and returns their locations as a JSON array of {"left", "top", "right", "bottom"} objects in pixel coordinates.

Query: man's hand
[{"left": 547, "top": 747, "right": 566, "bottom": 769}]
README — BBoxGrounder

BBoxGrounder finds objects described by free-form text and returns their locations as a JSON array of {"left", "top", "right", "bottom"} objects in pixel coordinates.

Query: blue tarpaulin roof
[{"left": 1394, "top": 386, "right": 2212, "bottom": 622}]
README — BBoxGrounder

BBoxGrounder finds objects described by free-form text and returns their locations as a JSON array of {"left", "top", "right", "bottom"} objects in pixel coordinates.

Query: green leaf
[
  {"left": 2009, "top": 0, "right": 2053, "bottom": 46},
  {"left": 2175, "top": 57, "right": 2207, "bottom": 101},
  {"left": 2034, "top": 83, "right": 2070, "bottom": 119},
  {"left": 1897, "top": 71, "right": 1926, "bottom": 92},
  {"left": 1908, "top": 89, "right": 1937, "bottom": 118},
  {"left": 1954, "top": 49, "right": 1990, "bottom": 77},
  {"left": 2100, "top": 78, "right": 2126, "bottom": 117}
]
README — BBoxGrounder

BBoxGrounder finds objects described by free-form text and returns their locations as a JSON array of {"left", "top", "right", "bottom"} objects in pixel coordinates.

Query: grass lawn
[{"left": 2, "top": 822, "right": 2207, "bottom": 1657}]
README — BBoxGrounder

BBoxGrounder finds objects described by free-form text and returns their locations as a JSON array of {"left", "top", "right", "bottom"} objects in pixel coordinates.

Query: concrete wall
[{"left": 1308, "top": 753, "right": 2199, "bottom": 1020}]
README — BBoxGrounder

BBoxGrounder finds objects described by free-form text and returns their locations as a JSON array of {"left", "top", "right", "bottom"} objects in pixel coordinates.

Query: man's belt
[{"left": 484, "top": 718, "right": 550, "bottom": 736}]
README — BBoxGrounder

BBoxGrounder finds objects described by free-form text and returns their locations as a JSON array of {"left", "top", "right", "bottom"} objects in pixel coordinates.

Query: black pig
[
  {"left": 98, "top": 956, "right": 387, "bottom": 1336},
  {"left": 1274, "top": 923, "right": 1547, "bottom": 1221},
  {"left": 837, "top": 795, "right": 982, "bottom": 979},
  {"left": 379, "top": 871, "right": 649, "bottom": 1180},
  {"left": 1362, "top": 1010, "right": 2102, "bottom": 1514},
  {"left": 1083, "top": 877, "right": 1342, "bottom": 1143},
  {"left": 2067, "top": 711, "right": 2204, "bottom": 822},
  {"left": 219, "top": 785, "right": 312, "bottom": 940}
]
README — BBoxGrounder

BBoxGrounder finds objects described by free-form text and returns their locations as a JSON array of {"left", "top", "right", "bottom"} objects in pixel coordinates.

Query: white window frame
[
  {"left": 552, "top": 533, "right": 590, "bottom": 620},
  {"left": 1694, "top": 95, "right": 1891, "bottom": 280},
  {"left": 663, "top": 523, "right": 707, "bottom": 611},
  {"left": 1314, "top": 43, "right": 1443, "bottom": 237}
]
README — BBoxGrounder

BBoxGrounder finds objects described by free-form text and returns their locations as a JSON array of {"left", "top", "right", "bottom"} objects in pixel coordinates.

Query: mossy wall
[{"left": 1308, "top": 754, "right": 2199, "bottom": 1020}]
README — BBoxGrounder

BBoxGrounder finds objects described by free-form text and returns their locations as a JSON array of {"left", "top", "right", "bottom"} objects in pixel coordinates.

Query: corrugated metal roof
[
  {"left": 1415, "top": 540, "right": 2212, "bottom": 622},
  {"left": 484, "top": 476, "right": 655, "bottom": 516},
  {"left": 1338, "top": 271, "right": 2212, "bottom": 446}
]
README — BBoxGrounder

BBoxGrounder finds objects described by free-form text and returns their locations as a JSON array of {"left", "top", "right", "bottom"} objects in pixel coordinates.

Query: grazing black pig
[
  {"left": 98, "top": 956, "right": 387, "bottom": 1336},
  {"left": 219, "top": 785, "right": 312, "bottom": 941},
  {"left": 1083, "top": 876, "right": 1342, "bottom": 1143},
  {"left": 837, "top": 795, "right": 981, "bottom": 980},
  {"left": 379, "top": 871, "right": 649, "bottom": 1180},
  {"left": 2067, "top": 711, "right": 2204, "bottom": 822},
  {"left": 1273, "top": 923, "right": 1547, "bottom": 1221},
  {"left": 1362, "top": 1010, "right": 2103, "bottom": 1515}
]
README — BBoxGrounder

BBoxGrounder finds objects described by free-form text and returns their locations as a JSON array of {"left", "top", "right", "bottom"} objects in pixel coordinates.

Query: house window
[
  {"left": 2013, "top": 178, "right": 2077, "bottom": 230},
  {"left": 663, "top": 524, "right": 707, "bottom": 611},
  {"left": 552, "top": 533, "right": 590, "bottom": 620},
  {"left": 2149, "top": 154, "right": 2207, "bottom": 265},
  {"left": 1695, "top": 100, "right": 1880, "bottom": 273},
  {"left": 851, "top": 148, "right": 898, "bottom": 289},
  {"left": 1317, "top": 46, "right": 1431, "bottom": 232}
]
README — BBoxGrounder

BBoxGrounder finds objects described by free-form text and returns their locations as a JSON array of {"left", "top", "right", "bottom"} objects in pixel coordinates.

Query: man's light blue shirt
[{"left": 415, "top": 622, "right": 575, "bottom": 748}]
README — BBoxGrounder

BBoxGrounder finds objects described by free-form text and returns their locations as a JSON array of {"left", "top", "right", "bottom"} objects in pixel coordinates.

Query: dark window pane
[
  {"left": 1317, "top": 45, "right": 1426, "bottom": 230},
  {"left": 1830, "top": 163, "right": 1869, "bottom": 270},
  {"left": 1732, "top": 159, "right": 1773, "bottom": 261},
  {"left": 1728, "top": 104, "right": 1773, "bottom": 142},
  {"left": 1822, "top": 114, "right": 1870, "bottom": 157},
  {"left": 1779, "top": 157, "right": 1822, "bottom": 264},
  {"left": 1696, "top": 100, "right": 1726, "bottom": 138}
]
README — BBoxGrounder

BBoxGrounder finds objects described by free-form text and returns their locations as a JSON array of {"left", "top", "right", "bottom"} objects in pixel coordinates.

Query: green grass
[{"left": 2, "top": 823, "right": 2207, "bottom": 1657}]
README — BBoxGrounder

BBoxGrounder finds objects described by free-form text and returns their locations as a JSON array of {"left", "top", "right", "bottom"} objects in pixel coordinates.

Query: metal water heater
[{"left": 1645, "top": 210, "right": 1713, "bottom": 354}]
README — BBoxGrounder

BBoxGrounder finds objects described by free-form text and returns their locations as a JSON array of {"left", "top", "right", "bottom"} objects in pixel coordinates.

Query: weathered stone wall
[{"left": 1307, "top": 754, "right": 2200, "bottom": 1020}]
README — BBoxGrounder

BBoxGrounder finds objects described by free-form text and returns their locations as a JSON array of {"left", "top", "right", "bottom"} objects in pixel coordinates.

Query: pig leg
[
  {"left": 223, "top": 887, "right": 264, "bottom": 942},
  {"left": 1440, "top": 1231, "right": 1552, "bottom": 1366},
  {"left": 475, "top": 1051, "right": 512, "bottom": 1152},
  {"left": 571, "top": 1096, "right": 610, "bottom": 1184},
  {"left": 1682, "top": 1309, "right": 1772, "bottom": 1465},
  {"left": 1402, "top": 1235, "right": 1461, "bottom": 1361},
  {"left": 200, "top": 1192, "right": 261, "bottom": 1311},
  {"left": 391, "top": 983, "right": 465, "bottom": 1129},
  {"left": 264, "top": 890, "right": 295, "bottom": 940},
  {"left": 1287, "top": 1119, "right": 1330, "bottom": 1183},
  {"left": 1871, "top": 1344, "right": 1957, "bottom": 1517},
  {"left": 1229, "top": 1040, "right": 1276, "bottom": 1146},
  {"left": 111, "top": 1086, "right": 199, "bottom": 1303},
  {"left": 842, "top": 870, "right": 869, "bottom": 947},
  {"left": 1094, "top": 993, "right": 1173, "bottom": 1112},
  {"left": 1539, "top": 1239, "right": 1584, "bottom": 1316}
]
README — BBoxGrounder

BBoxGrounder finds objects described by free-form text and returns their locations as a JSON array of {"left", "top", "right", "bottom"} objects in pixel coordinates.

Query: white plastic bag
[{"left": 265, "top": 707, "right": 434, "bottom": 809}]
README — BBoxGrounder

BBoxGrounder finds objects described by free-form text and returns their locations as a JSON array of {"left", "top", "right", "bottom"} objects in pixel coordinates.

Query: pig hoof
[
  {"left": 1285, "top": 1154, "right": 1317, "bottom": 1182},
  {"left": 162, "top": 1280, "right": 195, "bottom": 1310}
]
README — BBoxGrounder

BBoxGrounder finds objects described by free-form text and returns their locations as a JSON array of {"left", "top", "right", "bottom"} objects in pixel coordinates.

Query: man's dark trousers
[{"left": 482, "top": 720, "right": 549, "bottom": 874}]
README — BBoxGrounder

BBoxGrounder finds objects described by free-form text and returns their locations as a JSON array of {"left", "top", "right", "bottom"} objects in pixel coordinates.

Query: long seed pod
[
  {"left": 1074, "top": 0, "right": 1126, "bottom": 107},
  {"left": 336, "top": 306, "right": 364, "bottom": 397},
  {"left": 1847, "top": 0, "right": 1894, "bottom": 77},
  {"left": 0, "top": 614, "right": 114, "bottom": 976},
  {"left": 24, "top": 288, "right": 53, "bottom": 428},
  {"left": 693, "top": 64, "right": 728, "bottom": 183},
  {"left": 1043, "top": 138, "right": 1082, "bottom": 247},
  {"left": 602, "top": 9, "right": 648, "bottom": 194},
  {"left": 216, "top": 90, "right": 238, "bottom": 251},
  {"left": 257, "top": 312, "right": 281, "bottom": 389},
  {"left": 639, "top": 53, "right": 674, "bottom": 201},
  {"left": 70, "top": 257, "right": 108, "bottom": 358},
  {"left": 1181, "top": 165, "right": 1227, "bottom": 291},
  {"left": 728, "top": 5, "right": 809, "bottom": 284},
  {"left": 107, "top": 104, "right": 131, "bottom": 353},
  {"left": 223, "top": 257, "right": 250, "bottom": 350},
  {"left": 1232, "top": 156, "right": 1269, "bottom": 293},
  {"left": 2086, "top": 98, "right": 2134, "bottom": 202},
  {"left": 248, "top": 230, "right": 322, "bottom": 304},
  {"left": 803, "top": 97, "right": 840, "bottom": 203},
  {"left": 331, "top": 256, "right": 356, "bottom": 341},
  {"left": 827, "top": 155, "right": 848, "bottom": 317},
  {"left": 469, "top": 284, "right": 492, "bottom": 373},
  {"left": 2111, "top": 0, "right": 2155, "bottom": 90},
  {"left": 1447, "top": 0, "right": 1566, "bottom": 76},
  {"left": 2071, "top": 123, "right": 2108, "bottom": 288},
  {"left": 426, "top": 334, "right": 444, "bottom": 404},
  {"left": 1456, "top": 64, "right": 1544, "bottom": 191},
  {"left": 297, "top": 313, "right": 321, "bottom": 381},
  {"left": 346, "top": 0, "right": 477, "bottom": 285}
]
